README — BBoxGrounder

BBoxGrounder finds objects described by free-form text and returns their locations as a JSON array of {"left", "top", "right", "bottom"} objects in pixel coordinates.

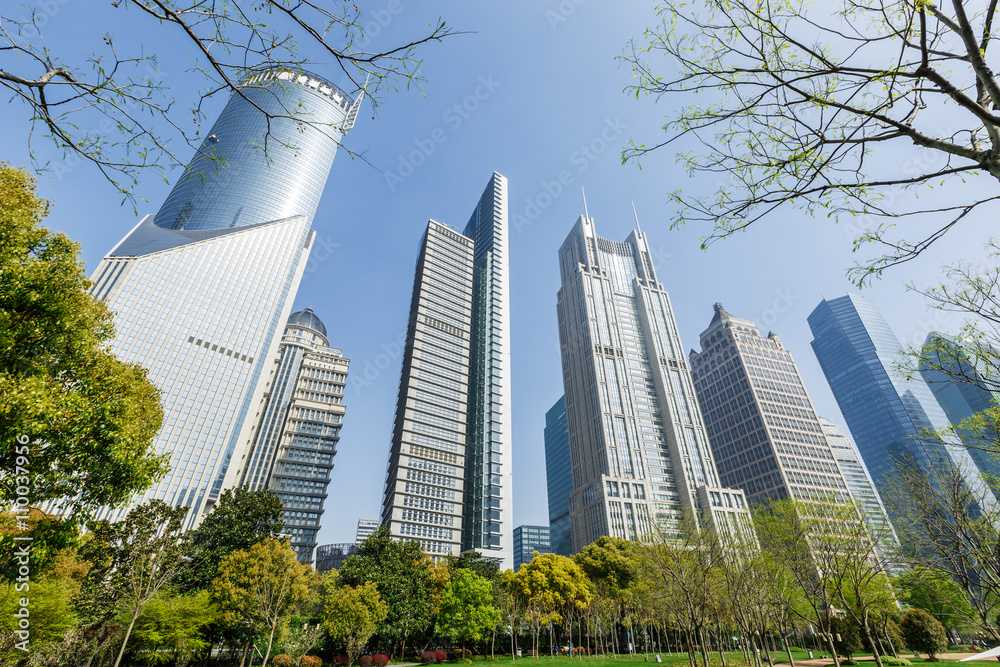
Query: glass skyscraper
[
  {"left": 241, "top": 308, "right": 349, "bottom": 562},
  {"left": 690, "top": 304, "right": 854, "bottom": 506},
  {"left": 544, "top": 396, "right": 573, "bottom": 556},
  {"left": 513, "top": 525, "right": 551, "bottom": 571},
  {"left": 818, "top": 417, "right": 897, "bottom": 547},
  {"left": 920, "top": 332, "right": 1000, "bottom": 478},
  {"left": 556, "top": 217, "right": 751, "bottom": 552},
  {"left": 808, "top": 294, "right": 994, "bottom": 509},
  {"left": 86, "top": 69, "right": 362, "bottom": 528},
  {"left": 381, "top": 173, "right": 513, "bottom": 566}
]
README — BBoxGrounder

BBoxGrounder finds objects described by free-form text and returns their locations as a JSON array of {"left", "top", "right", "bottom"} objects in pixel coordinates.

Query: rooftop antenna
[
  {"left": 631, "top": 201, "right": 643, "bottom": 235},
  {"left": 582, "top": 187, "right": 590, "bottom": 220}
]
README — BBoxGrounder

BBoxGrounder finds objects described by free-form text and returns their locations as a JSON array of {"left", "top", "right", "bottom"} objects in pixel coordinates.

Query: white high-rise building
[
  {"left": 84, "top": 69, "right": 362, "bottom": 528},
  {"left": 355, "top": 518, "right": 379, "bottom": 544},
  {"left": 556, "top": 216, "right": 751, "bottom": 551},
  {"left": 381, "top": 173, "right": 513, "bottom": 566}
]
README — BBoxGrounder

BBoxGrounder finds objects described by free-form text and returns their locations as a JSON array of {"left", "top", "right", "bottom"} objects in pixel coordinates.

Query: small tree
[
  {"left": 211, "top": 539, "right": 316, "bottom": 667},
  {"left": 322, "top": 582, "right": 388, "bottom": 667},
  {"left": 436, "top": 569, "right": 502, "bottom": 650},
  {"left": 900, "top": 610, "right": 948, "bottom": 660}
]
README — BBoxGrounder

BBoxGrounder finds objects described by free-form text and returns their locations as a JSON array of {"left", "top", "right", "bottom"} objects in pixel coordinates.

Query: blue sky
[{"left": 3, "top": 1, "right": 995, "bottom": 548}]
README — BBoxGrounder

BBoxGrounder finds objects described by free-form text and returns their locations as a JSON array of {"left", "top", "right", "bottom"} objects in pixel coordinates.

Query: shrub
[
  {"left": 450, "top": 649, "right": 472, "bottom": 661},
  {"left": 457, "top": 661, "right": 473, "bottom": 665},
  {"left": 272, "top": 656, "right": 294, "bottom": 667},
  {"left": 373, "top": 655, "right": 389, "bottom": 667},
  {"left": 434, "top": 650, "right": 447, "bottom": 663},
  {"left": 900, "top": 609, "right": 948, "bottom": 660},
  {"left": 302, "top": 658, "right": 322, "bottom": 667},
  {"left": 422, "top": 652, "right": 438, "bottom": 665},
  {"left": 334, "top": 658, "right": 349, "bottom": 665},
  {"left": 882, "top": 659, "right": 912, "bottom": 667}
]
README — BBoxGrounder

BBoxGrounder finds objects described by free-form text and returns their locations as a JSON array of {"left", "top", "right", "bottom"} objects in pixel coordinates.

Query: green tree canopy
[
  {"left": 900, "top": 609, "right": 948, "bottom": 660},
  {"left": 0, "top": 163, "right": 166, "bottom": 519},
  {"left": 336, "top": 526, "right": 436, "bottom": 654},
  {"left": 322, "top": 581, "right": 389, "bottom": 667},
  {"left": 436, "top": 568, "right": 502, "bottom": 648},
  {"left": 516, "top": 552, "right": 592, "bottom": 626},
  {"left": 894, "top": 567, "right": 977, "bottom": 633},
  {"left": 211, "top": 539, "right": 317, "bottom": 667},
  {"left": 173, "top": 486, "right": 285, "bottom": 593},
  {"left": 574, "top": 535, "right": 638, "bottom": 597}
]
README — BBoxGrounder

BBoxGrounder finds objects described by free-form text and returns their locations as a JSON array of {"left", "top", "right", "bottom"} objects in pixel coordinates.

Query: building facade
[
  {"left": 513, "top": 525, "right": 551, "bottom": 571},
  {"left": 556, "top": 216, "right": 751, "bottom": 552},
  {"left": 315, "top": 543, "right": 360, "bottom": 574},
  {"left": 920, "top": 332, "right": 1000, "bottom": 478},
  {"left": 690, "top": 304, "right": 853, "bottom": 506},
  {"left": 84, "top": 70, "right": 362, "bottom": 528},
  {"left": 808, "top": 294, "right": 994, "bottom": 508},
  {"left": 818, "top": 417, "right": 897, "bottom": 546},
  {"left": 356, "top": 518, "right": 380, "bottom": 544},
  {"left": 241, "top": 308, "right": 348, "bottom": 562},
  {"left": 544, "top": 396, "right": 573, "bottom": 556},
  {"left": 381, "top": 173, "right": 513, "bottom": 566}
]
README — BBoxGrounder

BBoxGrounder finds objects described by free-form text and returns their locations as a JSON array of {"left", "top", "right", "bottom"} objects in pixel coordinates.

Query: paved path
[{"left": 790, "top": 653, "right": 981, "bottom": 667}]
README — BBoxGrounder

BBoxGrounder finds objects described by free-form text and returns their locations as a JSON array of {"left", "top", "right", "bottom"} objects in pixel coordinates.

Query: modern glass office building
[
  {"left": 241, "top": 308, "right": 349, "bottom": 562},
  {"left": 85, "top": 69, "right": 362, "bottom": 528},
  {"left": 808, "top": 294, "right": 994, "bottom": 508},
  {"left": 818, "top": 417, "right": 897, "bottom": 547},
  {"left": 556, "top": 217, "right": 751, "bottom": 552},
  {"left": 544, "top": 396, "right": 573, "bottom": 556},
  {"left": 381, "top": 173, "right": 513, "bottom": 566},
  {"left": 513, "top": 525, "right": 551, "bottom": 571},
  {"left": 690, "top": 304, "right": 853, "bottom": 506},
  {"left": 920, "top": 332, "right": 1000, "bottom": 478}
]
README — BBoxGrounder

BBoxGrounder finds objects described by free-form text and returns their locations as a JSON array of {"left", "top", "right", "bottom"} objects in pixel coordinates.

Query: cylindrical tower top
[{"left": 154, "top": 69, "right": 362, "bottom": 231}]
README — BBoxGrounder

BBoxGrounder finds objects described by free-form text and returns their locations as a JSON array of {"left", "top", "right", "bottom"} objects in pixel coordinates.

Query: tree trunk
[
  {"left": 238, "top": 636, "right": 253, "bottom": 667},
  {"left": 262, "top": 623, "right": 277, "bottom": 667},
  {"left": 825, "top": 631, "right": 840, "bottom": 667},
  {"left": 783, "top": 634, "right": 796, "bottom": 667},
  {"left": 698, "top": 626, "right": 712, "bottom": 667},
  {"left": 112, "top": 610, "right": 140, "bottom": 667}
]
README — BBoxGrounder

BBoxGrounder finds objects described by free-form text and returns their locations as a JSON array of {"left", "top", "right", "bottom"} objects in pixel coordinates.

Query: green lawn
[{"left": 466, "top": 653, "right": 981, "bottom": 667}]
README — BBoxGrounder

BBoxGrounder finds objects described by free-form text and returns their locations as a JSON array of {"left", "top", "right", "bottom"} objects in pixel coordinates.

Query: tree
[
  {"left": 336, "top": 526, "right": 436, "bottom": 657},
  {"left": 75, "top": 499, "right": 189, "bottom": 667},
  {"left": 886, "top": 458, "right": 1000, "bottom": 641},
  {"left": 894, "top": 568, "right": 977, "bottom": 636},
  {"left": 0, "top": 507, "right": 80, "bottom": 581},
  {"left": 211, "top": 539, "right": 317, "bottom": 667},
  {"left": 127, "top": 589, "right": 220, "bottom": 666},
  {"left": 436, "top": 569, "right": 502, "bottom": 650},
  {"left": 495, "top": 569, "right": 526, "bottom": 661},
  {"left": 575, "top": 535, "right": 638, "bottom": 598},
  {"left": 621, "top": 0, "right": 1000, "bottom": 283},
  {"left": 0, "top": 164, "right": 166, "bottom": 518},
  {"left": 322, "top": 582, "right": 388, "bottom": 667},
  {"left": 831, "top": 617, "right": 864, "bottom": 660},
  {"left": 173, "top": 486, "right": 285, "bottom": 593},
  {"left": 900, "top": 610, "right": 948, "bottom": 660},
  {"left": 517, "top": 553, "right": 592, "bottom": 659},
  {"left": 0, "top": 3, "right": 456, "bottom": 200}
]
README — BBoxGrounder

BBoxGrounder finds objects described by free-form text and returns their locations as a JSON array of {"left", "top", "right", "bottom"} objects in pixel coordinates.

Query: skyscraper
[
  {"left": 808, "top": 294, "right": 993, "bottom": 507},
  {"left": 356, "top": 518, "right": 380, "bottom": 544},
  {"left": 818, "top": 417, "right": 897, "bottom": 546},
  {"left": 920, "top": 332, "right": 1000, "bottom": 478},
  {"left": 544, "top": 396, "right": 573, "bottom": 556},
  {"left": 241, "top": 308, "right": 349, "bottom": 562},
  {"left": 513, "top": 525, "right": 551, "bottom": 571},
  {"left": 690, "top": 304, "right": 853, "bottom": 506},
  {"left": 87, "top": 69, "right": 362, "bottom": 528},
  {"left": 556, "top": 216, "right": 751, "bottom": 552},
  {"left": 381, "top": 173, "right": 513, "bottom": 566}
]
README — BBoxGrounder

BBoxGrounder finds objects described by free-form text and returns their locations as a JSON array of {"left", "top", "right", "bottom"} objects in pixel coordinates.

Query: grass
[{"left": 464, "top": 653, "right": 981, "bottom": 667}]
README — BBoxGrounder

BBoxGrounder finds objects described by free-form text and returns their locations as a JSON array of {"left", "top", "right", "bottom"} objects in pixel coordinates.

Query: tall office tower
[
  {"left": 513, "top": 525, "right": 551, "bottom": 571},
  {"left": 920, "top": 332, "right": 1000, "bottom": 478},
  {"left": 819, "top": 417, "right": 897, "bottom": 546},
  {"left": 556, "top": 217, "right": 751, "bottom": 552},
  {"left": 240, "top": 308, "right": 349, "bottom": 562},
  {"left": 87, "top": 69, "right": 362, "bottom": 528},
  {"left": 689, "top": 304, "right": 853, "bottom": 506},
  {"left": 544, "top": 396, "right": 573, "bottom": 556},
  {"left": 381, "top": 174, "right": 513, "bottom": 566},
  {"left": 356, "top": 518, "right": 380, "bottom": 544},
  {"left": 808, "top": 294, "right": 994, "bottom": 507}
]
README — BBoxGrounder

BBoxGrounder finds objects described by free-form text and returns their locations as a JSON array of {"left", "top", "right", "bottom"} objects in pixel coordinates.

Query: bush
[
  {"left": 882, "top": 659, "right": 912, "bottom": 667},
  {"left": 900, "top": 609, "right": 948, "bottom": 659},
  {"left": 435, "top": 650, "right": 447, "bottom": 663},
  {"left": 360, "top": 657, "right": 373, "bottom": 667},
  {"left": 302, "top": 658, "right": 322, "bottom": 667},
  {"left": 373, "top": 655, "right": 389, "bottom": 667},
  {"left": 422, "top": 652, "right": 438, "bottom": 665},
  {"left": 272, "top": 657, "right": 294, "bottom": 667}
]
